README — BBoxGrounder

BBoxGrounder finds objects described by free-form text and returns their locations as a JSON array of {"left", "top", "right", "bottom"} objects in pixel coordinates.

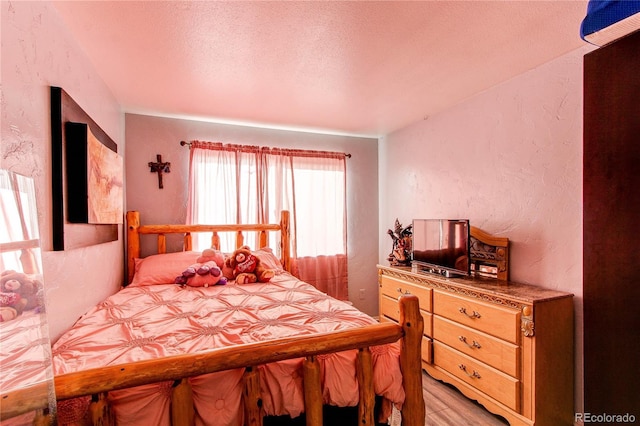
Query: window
[
  {"left": 186, "top": 141, "right": 348, "bottom": 299},
  {"left": 0, "top": 170, "right": 41, "bottom": 273}
]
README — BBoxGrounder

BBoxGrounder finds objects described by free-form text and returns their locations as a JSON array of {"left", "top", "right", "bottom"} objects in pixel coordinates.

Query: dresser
[{"left": 378, "top": 265, "right": 574, "bottom": 426}]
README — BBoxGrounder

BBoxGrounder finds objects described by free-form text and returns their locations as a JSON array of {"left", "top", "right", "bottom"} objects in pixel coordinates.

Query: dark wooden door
[{"left": 583, "top": 30, "right": 640, "bottom": 417}]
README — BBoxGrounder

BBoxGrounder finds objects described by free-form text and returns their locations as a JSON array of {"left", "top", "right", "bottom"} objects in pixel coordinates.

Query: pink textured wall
[
  {"left": 379, "top": 45, "right": 594, "bottom": 415},
  {"left": 1, "top": 1, "right": 124, "bottom": 340},
  {"left": 125, "top": 114, "right": 380, "bottom": 315},
  {"left": 3, "top": 0, "right": 594, "bottom": 414}
]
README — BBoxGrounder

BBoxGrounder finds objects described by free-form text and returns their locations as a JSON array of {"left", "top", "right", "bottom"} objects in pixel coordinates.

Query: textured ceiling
[{"left": 51, "top": 1, "right": 589, "bottom": 137}]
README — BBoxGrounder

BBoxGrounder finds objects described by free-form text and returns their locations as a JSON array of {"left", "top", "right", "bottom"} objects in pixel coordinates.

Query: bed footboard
[{"left": 1, "top": 295, "right": 424, "bottom": 425}]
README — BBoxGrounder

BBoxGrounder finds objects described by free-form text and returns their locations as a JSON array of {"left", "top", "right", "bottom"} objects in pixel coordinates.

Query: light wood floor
[
  {"left": 266, "top": 371, "right": 510, "bottom": 425},
  {"left": 422, "top": 372, "right": 509, "bottom": 425}
]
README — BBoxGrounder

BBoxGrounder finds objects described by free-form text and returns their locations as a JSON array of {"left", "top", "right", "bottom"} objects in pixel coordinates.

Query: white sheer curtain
[
  {"left": 187, "top": 142, "right": 260, "bottom": 250},
  {"left": 0, "top": 170, "right": 41, "bottom": 274},
  {"left": 285, "top": 152, "right": 347, "bottom": 300},
  {"left": 186, "top": 141, "right": 348, "bottom": 300}
]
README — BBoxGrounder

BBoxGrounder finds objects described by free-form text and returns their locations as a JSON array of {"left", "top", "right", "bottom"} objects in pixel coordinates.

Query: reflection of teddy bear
[
  {"left": 175, "top": 249, "right": 228, "bottom": 287},
  {"left": 0, "top": 306, "right": 20, "bottom": 322},
  {"left": 0, "top": 270, "right": 41, "bottom": 312},
  {"left": 225, "top": 247, "right": 275, "bottom": 284},
  {"left": 0, "top": 292, "right": 25, "bottom": 322}
]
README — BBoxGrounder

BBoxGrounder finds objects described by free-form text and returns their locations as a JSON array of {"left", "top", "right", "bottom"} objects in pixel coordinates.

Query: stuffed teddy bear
[
  {"left": 0, "top": 270, "right": 41, "bottom": 312},
  {"left": 175, "top": 260, "right": 227, "bottom": 287},
  {"left": 225, "top": 246, "right": 275, "bottom": 284},
  {"left": 0, "top": 306, "right": 19, "bottom": 322},
  {"left": 0, "top": 292, "right": 26, "bottom": 321}
]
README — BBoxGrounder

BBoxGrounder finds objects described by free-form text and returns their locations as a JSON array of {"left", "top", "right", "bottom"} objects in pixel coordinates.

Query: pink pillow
[
  {"left": 252, "top": 247, "right": 284, "bottom": 271},
  {"left": 129, "top": 251, "right": 200, "bottom": 286}
]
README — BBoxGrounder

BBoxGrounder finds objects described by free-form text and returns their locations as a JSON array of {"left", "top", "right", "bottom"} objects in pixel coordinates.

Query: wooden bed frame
[
  {"left": 126, "top": 210, "right": 293, "bottom": 283},
  {"left": 2, "top": 211, "right": 426, "bottom": 426}
]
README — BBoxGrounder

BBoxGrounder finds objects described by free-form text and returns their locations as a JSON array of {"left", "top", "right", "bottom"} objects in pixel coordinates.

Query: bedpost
[
  {"left": 398, "top": 294, "right": 425, "bottom": 426},
  {"left": 303, "top": 356, "right": 322, "bottom": 426},
  {"left": 126, "top": 211, "right": 141, "bottom": 284},
  {"left": 32, "top": 409, "right": 51, "bottom": 426},
  {"left": 356, "top": 348, "right": 375, "bottom": 425},
  {"left": 171, "top": 379, "right": 194, "bottom": 426},
  {"left": 89, "top": 392, "right": 115, "bottom": 425},
  {"left": 280, "top": 210, "right": 291, "bottom": 273},
  {"left": 242, "top": 367, "right": 263, "bottom": 426}
]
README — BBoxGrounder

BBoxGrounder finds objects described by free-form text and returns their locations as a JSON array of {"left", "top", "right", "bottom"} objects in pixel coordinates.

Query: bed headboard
[{"left": 126, "top": 210, "right": 292, "bottom": 283}]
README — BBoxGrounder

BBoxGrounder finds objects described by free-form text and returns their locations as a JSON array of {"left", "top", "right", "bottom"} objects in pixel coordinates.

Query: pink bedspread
[
  {"left": 1, "top": 310, "right": 55, "bottom": 426},
  {"left": 52, "top": 273, "right": 404, "bottom": 425}
]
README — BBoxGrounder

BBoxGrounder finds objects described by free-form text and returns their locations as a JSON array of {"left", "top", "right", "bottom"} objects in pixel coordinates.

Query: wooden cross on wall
[{"left": 148, "top": 154, "right": 171, "bottom": 189}]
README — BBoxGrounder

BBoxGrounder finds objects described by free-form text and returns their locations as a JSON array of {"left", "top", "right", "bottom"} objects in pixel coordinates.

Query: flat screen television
[{"left": 412, "top": 219, "right": 470, "bottom": 277}]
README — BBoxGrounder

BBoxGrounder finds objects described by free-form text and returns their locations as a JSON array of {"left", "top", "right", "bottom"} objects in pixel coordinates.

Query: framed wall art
[{"left": 50, "top": 86, "right": 123, "bottom": 251}]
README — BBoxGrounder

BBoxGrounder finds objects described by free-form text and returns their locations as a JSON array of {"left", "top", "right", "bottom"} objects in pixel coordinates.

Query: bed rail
[
  {"left": 126, "top": 210, "right": 292, "bottom": 283},
  {"left": 1, "top": 295, "right": 425, "bottom": 426}
]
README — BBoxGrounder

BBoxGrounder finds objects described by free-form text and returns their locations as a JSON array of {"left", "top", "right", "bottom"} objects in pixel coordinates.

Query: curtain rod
[{"left": 179, "top": 141, "right": 351, "bottom": 158}]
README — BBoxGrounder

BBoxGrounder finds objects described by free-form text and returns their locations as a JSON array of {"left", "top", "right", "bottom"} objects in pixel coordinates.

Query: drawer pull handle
[
  {"left": 458, "top": 364, "right": 481, "bottom": 379},
  {"left": 396, "top": 287, "right": 411, "bottom": 295},
  {"left": 459, "top": 307, "right": 481, "bottom": 319},
  {"left": 458, "top": 336, "right": 482, "bottom": 349}
]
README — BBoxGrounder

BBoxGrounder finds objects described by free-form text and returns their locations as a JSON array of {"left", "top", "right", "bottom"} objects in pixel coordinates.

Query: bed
[
  {"left": 1, "top": 210, "right": 425, "bottom": 426},
  {"left": 0, "top": 305, "right": 56, "bottom": 426}
]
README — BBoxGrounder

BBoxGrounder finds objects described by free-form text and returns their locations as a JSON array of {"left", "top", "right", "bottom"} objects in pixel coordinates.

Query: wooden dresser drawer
[
  {"left": 433, "top": 290, "right": 520, "bottom": 343},
  {"left": 379, "top": 275, "right": 432, "bottom": 312},
  {"left": 422, "top": 336, "right": 432, "bottom": 364},
  {"left": 380, "top": 294, "right": 433, "bottom": 337},
  {"left": 433, "top": 341, "right": 519, "bottom": 411},
  {"left": 433, "top": 316, "right": 519, "bottom": 377}
]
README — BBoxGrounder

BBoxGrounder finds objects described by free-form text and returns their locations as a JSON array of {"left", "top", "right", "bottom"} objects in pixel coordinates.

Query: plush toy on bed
[
  {"left": 196, "top": 248, "right": 225, "bottom": 267},
  {"left": 175, "top": 261, "right": 227, "bottom": 287},
  {"left": 0, "top": 293, "right": 25, "bottom": 321},
  {"left": 0, "top": 270, "right": 42, "bottom": 320},
  {"left": 0, "top": 305, "right": 20, "bottom": 322},
  {"left": 225, "top": 246, "right": 275, "bottom": 284},
  {"left": 175, "top": 249, "right": 228, "bottom": 287},
  {"left": 0, "top": 270, "right": 41, "bottom": 311},
  {"left": 174, "top": 248, "right": 227, "bottom": 287}
]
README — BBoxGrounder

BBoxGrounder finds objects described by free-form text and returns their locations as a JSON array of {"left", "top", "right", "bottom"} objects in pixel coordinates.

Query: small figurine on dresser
[{"left": 387, "top": 219, "right": 412, "bottom": 266}]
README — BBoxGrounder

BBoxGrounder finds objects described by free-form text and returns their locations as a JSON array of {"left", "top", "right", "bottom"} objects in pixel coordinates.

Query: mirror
[{"left": 0, "top": 170, "right": 56, "bottom": 424}]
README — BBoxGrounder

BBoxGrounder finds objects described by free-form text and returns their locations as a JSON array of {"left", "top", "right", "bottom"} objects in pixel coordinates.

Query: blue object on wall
[{"left": 580, "top": 0, "right": 640, "bottom": 42}]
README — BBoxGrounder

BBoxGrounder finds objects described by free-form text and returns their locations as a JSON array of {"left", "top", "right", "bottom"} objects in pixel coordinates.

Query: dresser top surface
[{"left": 378, "top": 265, "right": 573, "bottom": 304}]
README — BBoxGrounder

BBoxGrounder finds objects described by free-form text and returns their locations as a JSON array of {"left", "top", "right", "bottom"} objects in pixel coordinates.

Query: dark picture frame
[{"left": 50, "top": 86, "right": 121, "bottom": 251}]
